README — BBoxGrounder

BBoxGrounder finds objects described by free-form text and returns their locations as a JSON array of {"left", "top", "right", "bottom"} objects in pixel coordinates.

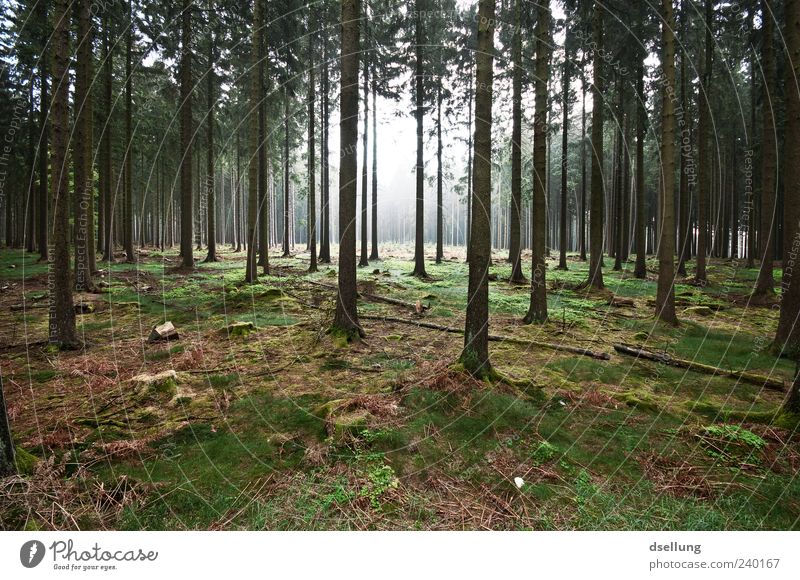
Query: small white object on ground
[{"left": 514, "top": 476, "right": 525, "bottom": 489}]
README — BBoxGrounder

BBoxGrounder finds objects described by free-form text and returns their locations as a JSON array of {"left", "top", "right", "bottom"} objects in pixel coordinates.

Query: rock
[
  {"left": 8, "top": 264, "right": 15, "bottom": 269},
  {"left": 148, "top": 321, "right": 179, "bottom": 342},
  {"left": 487, "top": 273, "right": 498, "bottom": 281},
  {"left": 683, "top": 305, "right": 714, "bottom": 316},
  {"left": 14, "top": 446, "right": 40, "bottom": 476},
  {"left": 131, "top": 370, "right": 178, "bottom": 399},
  {"left": 373, "top": 269, "right": 381, "bottom": 275},
  {"left": 227, "top": 321, "right": 254, "bottom": 337}
]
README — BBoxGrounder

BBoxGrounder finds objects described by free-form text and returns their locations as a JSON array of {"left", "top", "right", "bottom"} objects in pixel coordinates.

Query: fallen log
[
  {"left": 612, "top": 343, "right": 786, "bottom": 392},
  {"left": 361, "top": 314, "right": 611, "bottom": 360}
]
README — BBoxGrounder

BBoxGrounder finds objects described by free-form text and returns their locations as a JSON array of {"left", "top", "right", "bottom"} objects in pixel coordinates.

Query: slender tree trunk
[
  {"left": 319, "top": 30, "right": 331, "bottom": 264},
  {"left": 755, "top": 0, "right": 776, "bottom": 296},
  {"left": 677, "top": 0, "right": 689, "bottom": 276},
  {"left": 696, "top": 0, "right": 713, "bottom": 284},
  {"left": 465, "top": 66, "right": 473, "bottom": 262},
  {"left": 359, "top": 28, "right": 369, "bottom": 268},
  {"left": 461, "top": 0, "right": 496, "bottom": 376},
  {"left": 258, "top": 46, "right": 268, "bottom": 272},
  {"left": 37, "top": 17, "right": 49, "bottom": 262},
  {"left": 179, "top": 0, "right": 194, "bottom": 267},
  {"left": 433, "top": 84, "right": 443, "bottom": 263},
  {"left": 634, "top": 59, "right": 647, "bottom": 278},
  {"left": 74, "top": 0, "right": 94, "bottom": 290},
  {"left": 245, "top": 0, "right": 261, "bottom": 282},
  {"left": 370, "top": 75, "right": 379, "bottom": 260},
  {"left": 580, "top": 72, "right": 587, "bottom": 262},
  {"left": 656, "top": 0, "right": 678, "bottom": 325},
  {"left": 524, "top": 0, "right": 550, "bottom": 323},
  {"left": 332, "top": 0, "right": 363, "bottom": 338},
  {"left": 123, "top": 0, "right": 134, "bottom": 262},
  {"left": 558, "top": 31, "right": 570, "bottom": 271},
  {"left": 412, "top": 1, "right": 427, "bottom": 278},
  {"left": 101, "top": 14, "right": 114, "bottom": 262},
  {"left": 776, "top": 0, "right": 800, "bottom": 363},
  {"left": 50, "top": 0, "right": 78, "bottom": 348},
  {"left": 308, "top": 19, "right": 318, "bottom": 273},
  {"left": 283, "top": 89, "right": 290, "bottom": 257},
  {"left": 204, "top": 26, "right": 217, "bottom": 262},
  {"left": 508, "top": 0, "right": 525, "bottom": 282},
  {"left": 587, "top": 1, "right": 605, "bottom": 289}
]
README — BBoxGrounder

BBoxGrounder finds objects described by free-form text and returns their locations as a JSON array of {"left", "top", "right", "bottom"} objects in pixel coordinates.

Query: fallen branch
[
  {"left": 361, "top": 314, "right": 611, "bottom": 360},
  {"left": 612, "top": 343, "right": 786, "bottom": 392}
]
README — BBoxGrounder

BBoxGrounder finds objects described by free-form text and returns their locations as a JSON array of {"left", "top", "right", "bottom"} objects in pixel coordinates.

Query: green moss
[{"left": 14, "top": 446, "right": 39, "bottom": 475}]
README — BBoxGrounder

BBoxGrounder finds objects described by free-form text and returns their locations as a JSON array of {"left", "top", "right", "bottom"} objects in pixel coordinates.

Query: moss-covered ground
[{"left": 1, "top": 245, "right": 798, "bottom": 530}]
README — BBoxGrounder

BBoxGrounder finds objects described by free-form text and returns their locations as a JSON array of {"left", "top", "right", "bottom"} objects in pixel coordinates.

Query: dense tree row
[{"left": 1, "top": 0, "right": 799, "bottom": 415}]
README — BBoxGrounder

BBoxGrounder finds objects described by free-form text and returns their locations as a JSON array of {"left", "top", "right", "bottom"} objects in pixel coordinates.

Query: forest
[{"left": 0, "top": 0, "right": 799, "bottom": 531}]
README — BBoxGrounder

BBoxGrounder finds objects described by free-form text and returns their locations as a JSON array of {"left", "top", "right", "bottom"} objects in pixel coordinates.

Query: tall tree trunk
[
  {"left": 613, "top": 78, "right": 624, "bottom": 272},
  {"left": 677, "top": 0, "right": 689, "bottom": 276},
  {"left": 204, "top": 26, "right": 218, "bottom": 262},
  {"left": 37, "top": 10, "right": 49, "bottom": 262},
  {"left": 412, "top": 1, "right": 427, "bottom": 278},
  {"left": 245, "top": 0, "right": 260, "bottom": 282},
  {"left": 359, "top": 26, "right": 369, "bottom": 268},
  {"left": 696, "top": 0, "right": 713, "bottom": 284},
  {"left": 179, "top": 0, "right": 194, "bottom": 268},
  {"left": 776, "top": 0, "right": 800, "bottom": 363},
  {"left": 235, "top": 128, "right": 242, "bottom": 252},
  {"left": 370, "top": 75, "right": 379, "bottom": 260},
  {"left": 332, "top": 0, "right": 363, "bottom": 338},
  {"left": 101, "top": 13, "right": 114, "bottom": 262},
  {"left": 524, "top": 0, "right": 550, "bottom": 323},
  {"left": 436, "top": 83, "right": 444, "bottom": 264},
  {"left": 465, "top": 65, "right": 473, "bottom": 262},
  {"left": 580, "top": 71, "right": 587, "bottom": 262},
  {"left": 508, "top": 0, "right": 525, "bottom": 282},
  {"left": 124, "top": 0, "right": 134, "bottom": 262},
  {"left": 319, "top": 30, "right": 331, "bottom": 264},
  {"left": 258, "top": 53, "right": 268, "bottom": 272},
  {"left": 461, "top": 0, "right": 496, "bottom": 376},
  {"left": 283, "top": 89, "right": 290, "bottom": 257},
  {"left": 308, "top": 19, "right": 318, "bottom": 273},
  {"left": 49, "top": 0, "right": 78, "bottom": 348},
  {"left": 558, "top": 29, "right": 570, "bottom": 271},
  {"left": 655, "top": 0, "right": 678, "bottom": 325},
  {"left": 755, "top": 0, "right": 776, "bottom": 296},
  {"left": 74, "top": 0, "right": 95, "bottom": 289},
  {"left": 634, "top": 58, "right": 647, "bottom": 278},
  {"left": 587, "top": 1, "right": 605, "bottom": 289}
]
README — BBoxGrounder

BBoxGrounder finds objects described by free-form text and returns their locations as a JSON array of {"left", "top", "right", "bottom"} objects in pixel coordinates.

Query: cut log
[
  {"left": 148, "top": 321, "right": 179, "bottom": 343},
  {"left": 612, "top": 343, "right": 786, "bottom": 391},
  {"left": 361, "top": 314, "right": 611, "bottom": 360}
]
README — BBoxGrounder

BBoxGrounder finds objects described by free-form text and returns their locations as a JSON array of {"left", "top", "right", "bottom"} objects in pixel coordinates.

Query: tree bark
[
  {"left": 412, "top": 1, "right": 427, "bottom": 278},
  {"left": 204, "top": 24, "right": 217, "bottom": 262},
  {"left": 754, "top": 0, "right": 776, "bottom": 296},
  {"left": 558, "top": 27, "right": 570, "bottom": 271},
  {"left": 370, "top": 74, "right": 380, "bottom": 261},
  {"left": 332, "top": 0, "right": 363, "bottom": 338},
  {"left": 525, "top": 0, "right": 550, "bottom": 324},
  {"left": 587, "top": 1, "right": 605, "bottom": 289},
  {"left": 179, "top": 0, "right": 194, "bottom": 268},
  {"left": 460, "top": 0, "right": 496, "bottom": 376},
  {"left": 655, "top": 0, "right": 678, "bottom": 325},
  {"left": 245, "top": 0, "right": 261, "bottom": 283},
  {"left": 695, "top": 0, "right": 713, "bottom": 284},
  {"left": 359, "top": 21, "right": 370, "bottom": 268},
  {"left": 776, "top": 0, "right": 800, "bottom": 363},
  {"left": 49, "top": 0, "right": 78, "bottom": 348},
  {"left": 508, "top": 0, "right": 525, "bottom": 282},
  {"left": 308, "top": 17, "right": 318, "bottom": 273}
]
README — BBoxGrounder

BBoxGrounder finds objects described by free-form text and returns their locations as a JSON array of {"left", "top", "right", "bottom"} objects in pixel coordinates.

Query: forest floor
[{"left": 1, "top": 244, "right": 799, "bottom": 530}]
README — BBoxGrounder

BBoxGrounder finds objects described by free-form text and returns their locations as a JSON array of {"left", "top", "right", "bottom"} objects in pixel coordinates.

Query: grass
[{"left": 2, "top": 246, "right": 798, "bottom": 531}]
